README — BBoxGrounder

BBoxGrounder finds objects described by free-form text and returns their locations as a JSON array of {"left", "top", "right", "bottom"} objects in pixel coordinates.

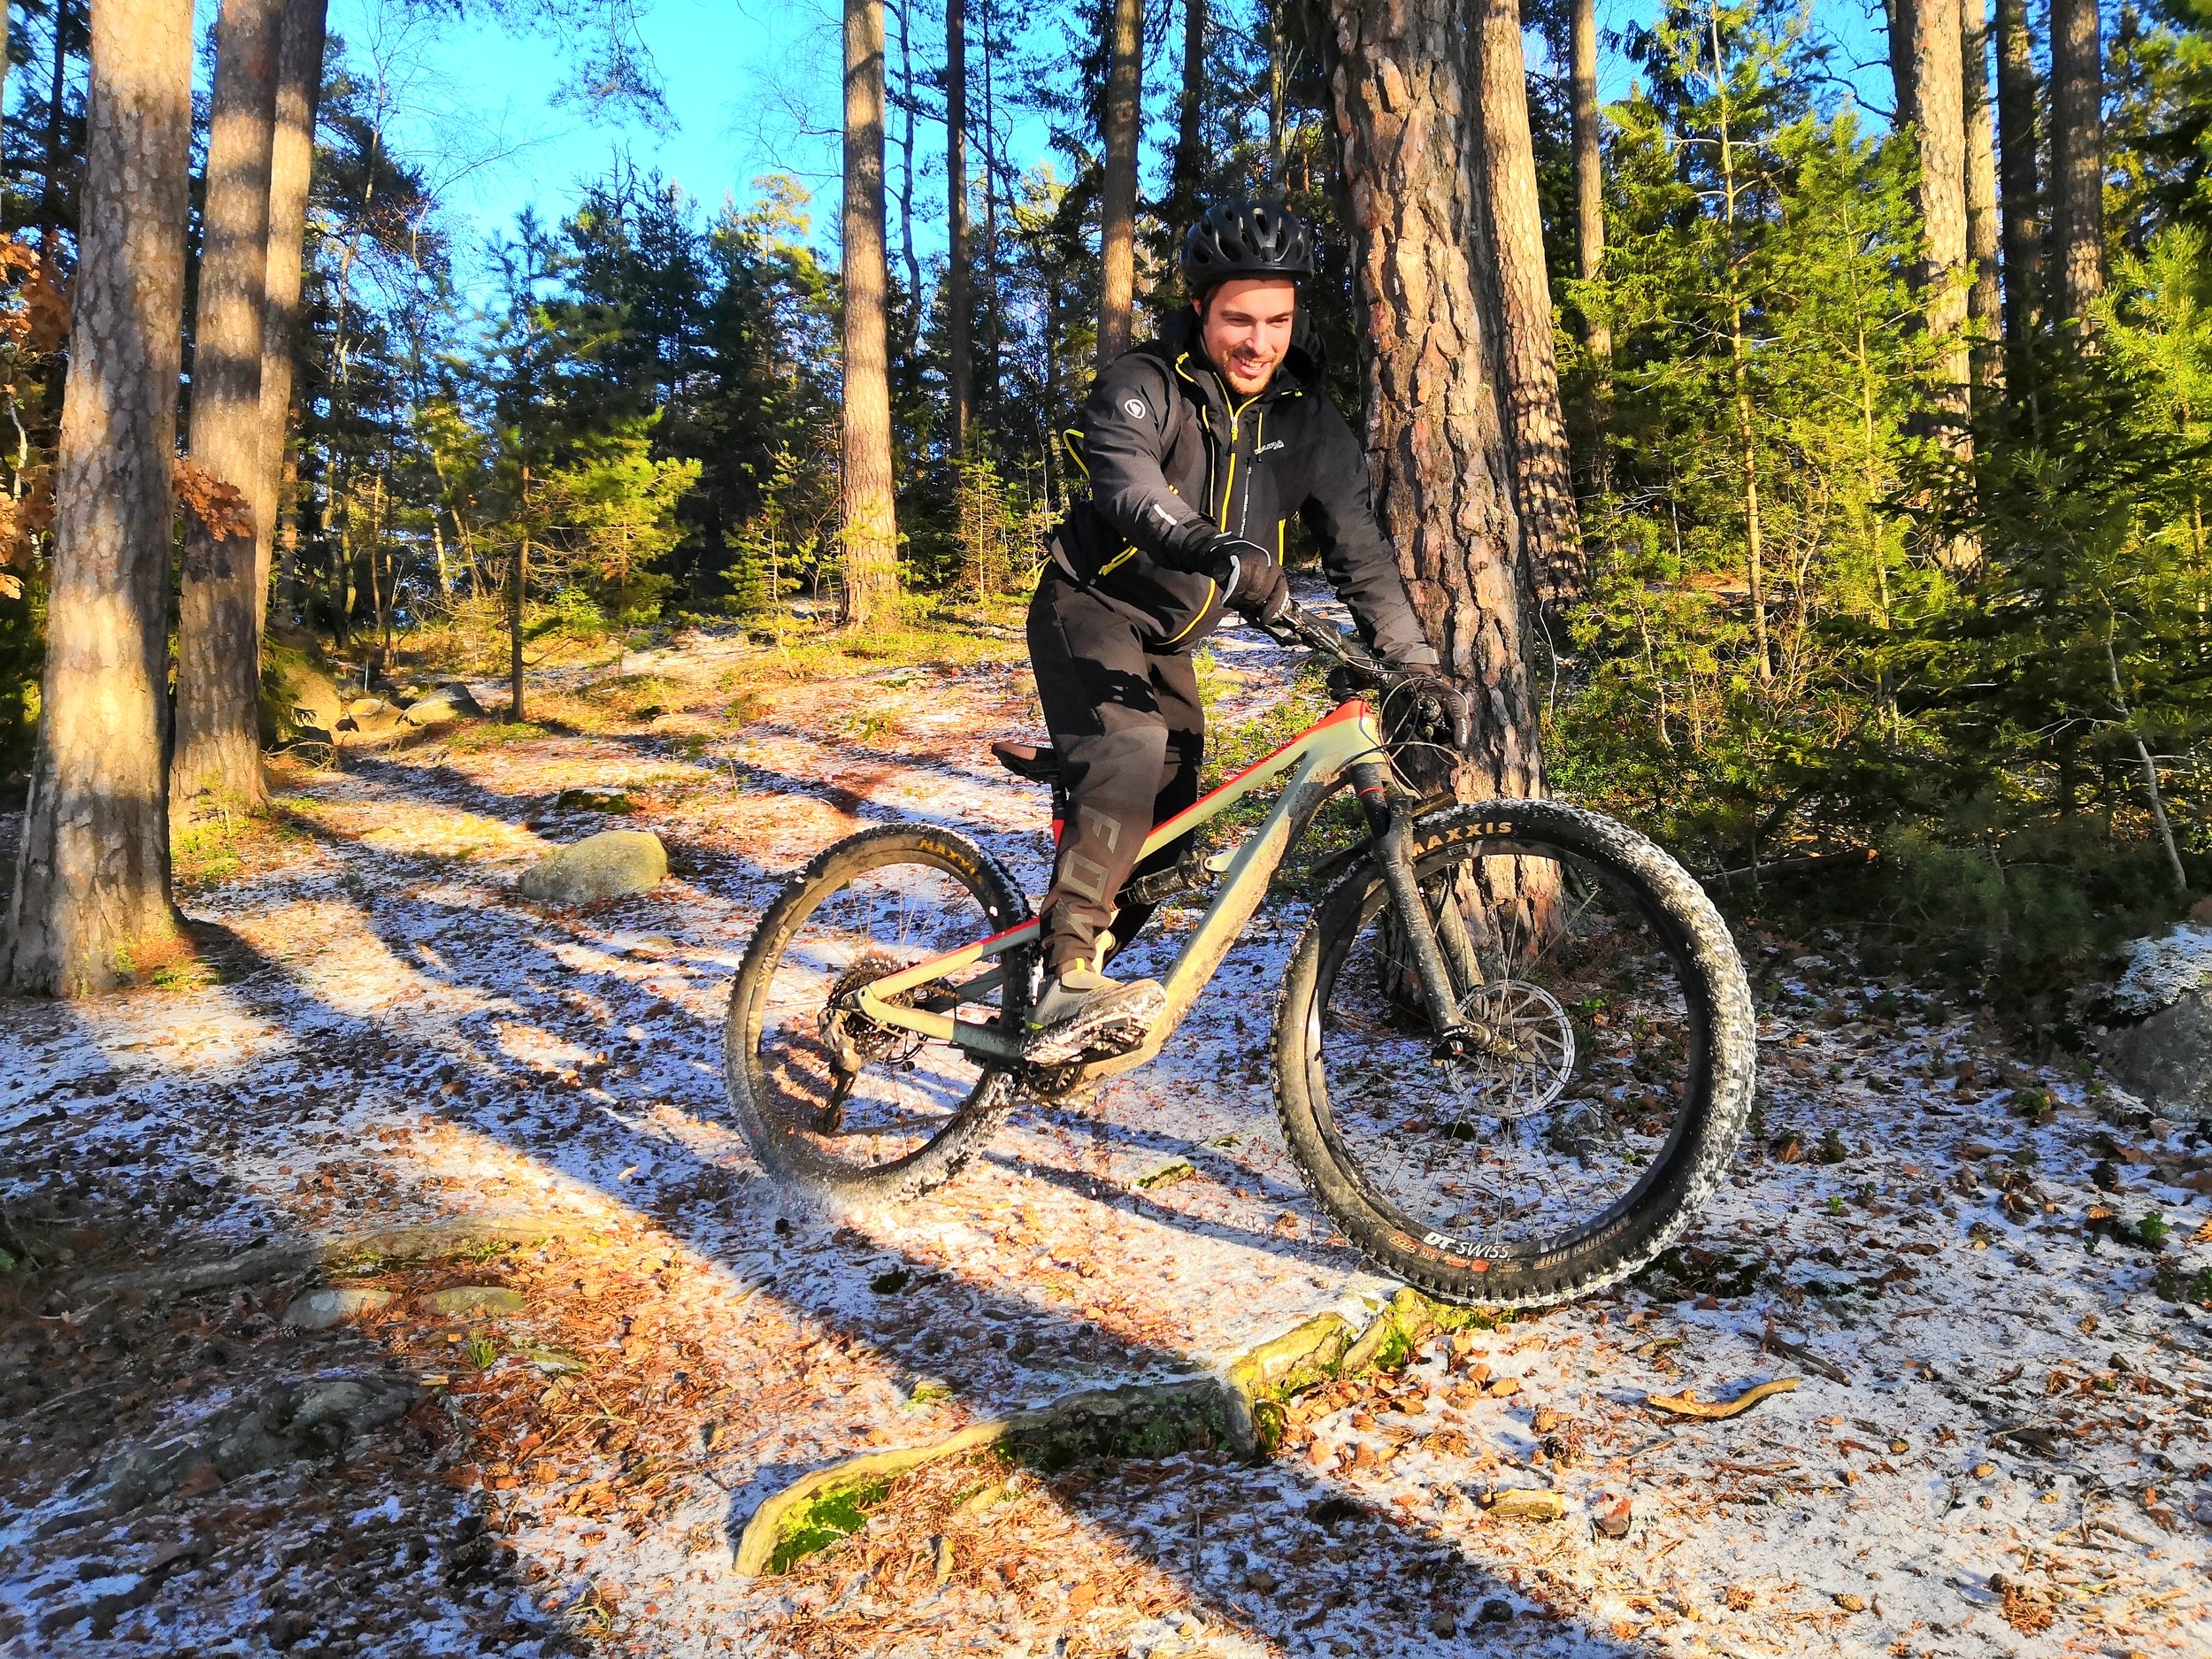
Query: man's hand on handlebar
[{"left": 1210, "top": 537, "right": 1291, "bottom": 628}]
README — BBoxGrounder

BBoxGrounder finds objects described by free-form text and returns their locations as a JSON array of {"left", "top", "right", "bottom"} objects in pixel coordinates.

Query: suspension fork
[{"left": 1350, "top": 761, "right": 1479, "bottom": 1058}]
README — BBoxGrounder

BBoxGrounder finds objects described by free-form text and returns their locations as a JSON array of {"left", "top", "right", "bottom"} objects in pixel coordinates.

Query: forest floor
[{"left": 2, "top": 603, "right": 2210, "bottom": 1659}]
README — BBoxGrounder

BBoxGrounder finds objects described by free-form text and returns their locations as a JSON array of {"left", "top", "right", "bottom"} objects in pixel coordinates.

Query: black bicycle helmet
[{"left": 1180, "top": 198, "right": 1315, "bottom": 296}]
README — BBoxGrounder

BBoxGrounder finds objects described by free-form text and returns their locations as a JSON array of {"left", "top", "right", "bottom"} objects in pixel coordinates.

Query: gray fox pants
[{"left": 1025, "top": 572, "right": 1205, "bottom": 977}]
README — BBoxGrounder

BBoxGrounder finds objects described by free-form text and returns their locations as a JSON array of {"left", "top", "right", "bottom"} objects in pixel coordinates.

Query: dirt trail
[{"left": 2, "top": 616, "right": 2208, "bottom": 1658}]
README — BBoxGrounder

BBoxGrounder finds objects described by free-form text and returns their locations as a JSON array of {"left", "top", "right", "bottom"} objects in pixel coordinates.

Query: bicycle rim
[
  {"left": 741, "top": 836, "right": 1024, "bottom": 1180},
  {"left": 1307, "top": 834, "right": 1712, "bottom": 1262}
]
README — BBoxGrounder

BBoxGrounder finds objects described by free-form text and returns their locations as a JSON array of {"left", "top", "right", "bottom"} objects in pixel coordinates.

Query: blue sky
[{"left": 320, "top": 0, "right": 1897, "bottom": 289}]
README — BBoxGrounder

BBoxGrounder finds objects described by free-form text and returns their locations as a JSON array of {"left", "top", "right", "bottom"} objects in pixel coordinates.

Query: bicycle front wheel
[
  {"left": 1275, "top": 800, "right": 1755, "bottom": 1307},
  {"left": 724, "top": 823, "right": 1033, "bottom": 1204}
]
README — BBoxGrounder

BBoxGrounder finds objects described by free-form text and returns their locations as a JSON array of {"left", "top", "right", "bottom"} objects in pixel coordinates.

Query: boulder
[
  {"left": 2090, "top": 922, "right": 2212, "bottom": 1122},
  {"left": 518, "top": 829, "right": 668, "bottom": 905},
  {"left": 259, "top": 642, "right": 344, "bottom": 747},
  {"left": 403, "top": 681, "right": 486, "bottom": 726},
  {"left": 51, "top": 1371, "right": 417, "bottom": 1531},
  {"left": 284, "top": 1286, "right": 395, "bottom": 1330},
  {"left": 337, "top": 697, "right": 406, "bottom": 740}
]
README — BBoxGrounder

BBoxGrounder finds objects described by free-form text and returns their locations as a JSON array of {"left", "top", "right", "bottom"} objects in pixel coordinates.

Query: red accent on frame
[
  {"left": 1145, "top": 698, "right": 1371, "bottom": 845},
  {"left": 970, "top": 918, "right": 1041, "bottom": 951},
  {"left": 1050, "top": 818, "right": 1064, "bottom": 847}
]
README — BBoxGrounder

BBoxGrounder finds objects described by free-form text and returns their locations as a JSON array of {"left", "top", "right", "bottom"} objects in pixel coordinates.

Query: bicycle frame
[{"left": 851, "top": 696, "right": 1394, "bottom": 1076}]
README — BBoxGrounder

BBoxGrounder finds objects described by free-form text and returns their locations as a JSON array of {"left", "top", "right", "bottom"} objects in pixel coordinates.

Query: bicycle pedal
[
  {"left": 1022, "top": 995, "right": 1162, "bottom": 1066},
  {"left": 1079, "top": 1018, "right": 1148, "bottom": 1057}
]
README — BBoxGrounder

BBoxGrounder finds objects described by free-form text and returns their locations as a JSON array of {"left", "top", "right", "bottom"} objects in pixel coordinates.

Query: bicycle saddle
[{"left": 990, "top": 740, "right": 1062, "bottom": 783}]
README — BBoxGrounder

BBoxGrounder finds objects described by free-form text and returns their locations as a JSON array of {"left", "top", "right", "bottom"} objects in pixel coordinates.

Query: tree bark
[
  {"left": 1096, "top": 0, "right": 1142, "bottom": 367},
  {"left": 1317, "top": 0, "right": 1542, "bottom": 804},
  {"left": 509, "top": 529, "right": 526, "bottom": 719},
  {"left": 945, "top": 0, "right": 970, "bottom": 454},
  {"left": 4, "top": 0, "right": 195, "bottom": 995},
  {"left": 1473, "top": 0, "right": 1582, "bottom": 611},
  {"left": 1167, "top": 0, "right": 1206, "bottom": 280},
  {"left": 39, "top": 0, "right": 68, "bottom": 250},
  {"left": 891, "top": 0, "right": 921, "bottom": 342},
  {"left": 1570, "top": 0, "right": 1609, "bottom": 424},
  {"left": 980, "top": 37, "right": 1000, "bottom": 398},
  {"left": 840, "top": 0, "right": 899, "bottom": 626},
  {"left": 1267, "top": 0, "right": 1286, "bottom": 187},
  {"left": 2049, "top": 0, "right": 2103, "bottom": 322},
  {"left": 1886, "top": 0, "right": 1919, "bottom": 134},
  {"left": 1961, "top": 0, "right": 2001, "bottom": 391},
  {"left": 1913, "top": 0, "right": 1976, "bottom": 565},
  {"left": 254, "top": 0, "right": 327, "bottom": 632},
  {"left": 172, "top": 0, "right": 288, "bottom": 818},
  {"left": 1993, "top": 0, "right": 2039, "bottom": 357},
  {"left": 1709, "top": 12, "right": 1771, "bottom": 684}
]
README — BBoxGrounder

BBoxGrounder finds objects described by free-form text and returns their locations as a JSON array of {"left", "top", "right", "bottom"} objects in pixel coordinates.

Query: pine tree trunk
[
  {"left": 981, "top": 41, "right": 999, "bottom": 399},
  {"left": 945, "top": 0, "right": 971, "bottom": 454},
  {"left": 1993, "top": 0, "right": 2040, "bottom": 357},
  {"left": 1473, "top": 0, "right": 1582, "bottom": 611},
  {"left": 840, "top": 0, "right": 900, "bottom": 627},
  {"left": 4, "top": 0, "right": 195, "bottom": 996},
  {"left": 981, "top": 43, "right": 1001, "bottom": 399},
  {"left": 509, "top": 533, "right": 526, "bottom": 720},
  {"left": 1167, "top": 0, "right": 1206, "bottom": 282},
  {"left": 2049, "top": 0, "right": 2103, "bottom": 322},
  {"left": 253, "top": 0, "right": 326, "bottom": 628},
  {"left": 329, "top": 464, "right": 349, "bottom": 646},
  {"left": 1267, "top": 2, "right": 1285, "bottom": 187},
  {"left": 1961, "top": 0, "right": 2001, "bottom": 390},
  {"left": 891, "top": 0, "right": 921, "bottom": 342},
  {"left": 1886, "top": 0, "right": 1919, "bottom": 134},
  {"left": 1317, "top": 0, "right": 1543, "bottom": 803},
  {"left": 1913, "top": 0, "right": 1977, "bottom": 565},
  {"left": 1570, "top": 0, "right": 1609, "bottom": 429},
  {"left": 172, "top": 0, "right": 288, "bottom": 818},
  {"left": 1096, "top": 0, "right": 1142, "bottom": 367},
  {"left": 39, "top": 0, "right": 67, "bottom": 250},
  {"left": 1709, "top": 19, "right": 1772, "bottom": 685}
]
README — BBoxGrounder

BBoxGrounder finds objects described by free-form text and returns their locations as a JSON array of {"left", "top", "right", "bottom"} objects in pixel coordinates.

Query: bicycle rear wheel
[
  {"left": 724, "top": 824, "right": 1033, "bottom": 1203},
  {"left": 1275, "top": 800, "right": 1755, "bottom": 1307}
]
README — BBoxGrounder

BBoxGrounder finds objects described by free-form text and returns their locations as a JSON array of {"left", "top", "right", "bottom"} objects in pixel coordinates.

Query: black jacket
[{"left": 1047, "top": 311, "right": 1432, "bottom": 663}]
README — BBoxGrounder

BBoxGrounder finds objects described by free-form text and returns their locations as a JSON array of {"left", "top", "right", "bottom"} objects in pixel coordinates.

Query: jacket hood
[{"left": 1155, "top": 305, "right": 1325, "bottom": 396}]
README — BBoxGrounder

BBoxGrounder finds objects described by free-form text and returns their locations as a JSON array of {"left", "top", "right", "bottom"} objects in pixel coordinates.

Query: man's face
[{"left": 1198, "top": 277, "right": 1298, "bottom": 397}]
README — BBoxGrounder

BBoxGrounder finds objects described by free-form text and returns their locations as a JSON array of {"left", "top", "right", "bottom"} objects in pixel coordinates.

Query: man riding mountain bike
[{"left": 1023, "top": 196, "right": 1444, "bottom": 1060}]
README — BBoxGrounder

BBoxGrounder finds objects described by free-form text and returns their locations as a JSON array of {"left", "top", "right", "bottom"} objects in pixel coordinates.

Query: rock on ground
[
  {"left": 283, "top": 1286, "right": 395, "bottom": 1329},
  {"left": 517, "top": 829, "right": 667, "bottom": 904},
  {"left": 403, "top": 682, "right": 487, "bottom": 725},
  {"left": 2092, "top": 921, "right": 2212, "bottom": 1121}
]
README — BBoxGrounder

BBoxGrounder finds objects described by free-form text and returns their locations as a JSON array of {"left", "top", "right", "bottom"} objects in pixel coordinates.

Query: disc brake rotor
[{"left": 1451, "top": 979, "right": 1576, "bottom": 1119}]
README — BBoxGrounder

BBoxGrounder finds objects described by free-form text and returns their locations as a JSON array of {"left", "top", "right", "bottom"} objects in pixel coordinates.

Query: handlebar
[
  {"left": 1257, "top": 597, "right": 1386, "bottom": 681},
  {"left": 1260, "top": 598, "right": 1474, "bottom": 759}
]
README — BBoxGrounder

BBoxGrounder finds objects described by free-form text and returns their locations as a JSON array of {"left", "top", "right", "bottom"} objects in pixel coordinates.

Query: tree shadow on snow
[{"left": 27, "top": 884, "right": 1650, "bottom": 1654}]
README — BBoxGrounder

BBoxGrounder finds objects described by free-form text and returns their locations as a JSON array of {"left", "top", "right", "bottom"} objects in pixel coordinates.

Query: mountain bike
[{"left": 723, "top": 602, "right": 1755, "bottom": 1307}]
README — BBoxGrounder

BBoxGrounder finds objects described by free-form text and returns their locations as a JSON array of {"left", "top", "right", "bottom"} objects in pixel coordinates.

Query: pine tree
[{"left": 4, "top": 0, "right": 194, "bottom": 995}]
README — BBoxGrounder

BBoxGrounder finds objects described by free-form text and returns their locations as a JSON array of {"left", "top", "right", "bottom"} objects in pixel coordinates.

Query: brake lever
[{"left": 1271, "top": 599, "right": 1382, "bottom": 674}]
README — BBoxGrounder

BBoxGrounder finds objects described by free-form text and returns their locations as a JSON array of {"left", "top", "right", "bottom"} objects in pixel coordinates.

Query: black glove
[{"left": 1210, "top": 537, "right": 1290, "bottom": 627}]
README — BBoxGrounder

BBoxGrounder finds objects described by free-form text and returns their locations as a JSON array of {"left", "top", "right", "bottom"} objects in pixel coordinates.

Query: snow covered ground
[{"left": 2, "top": 612, "right": 2208, "bottom": 1658}]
